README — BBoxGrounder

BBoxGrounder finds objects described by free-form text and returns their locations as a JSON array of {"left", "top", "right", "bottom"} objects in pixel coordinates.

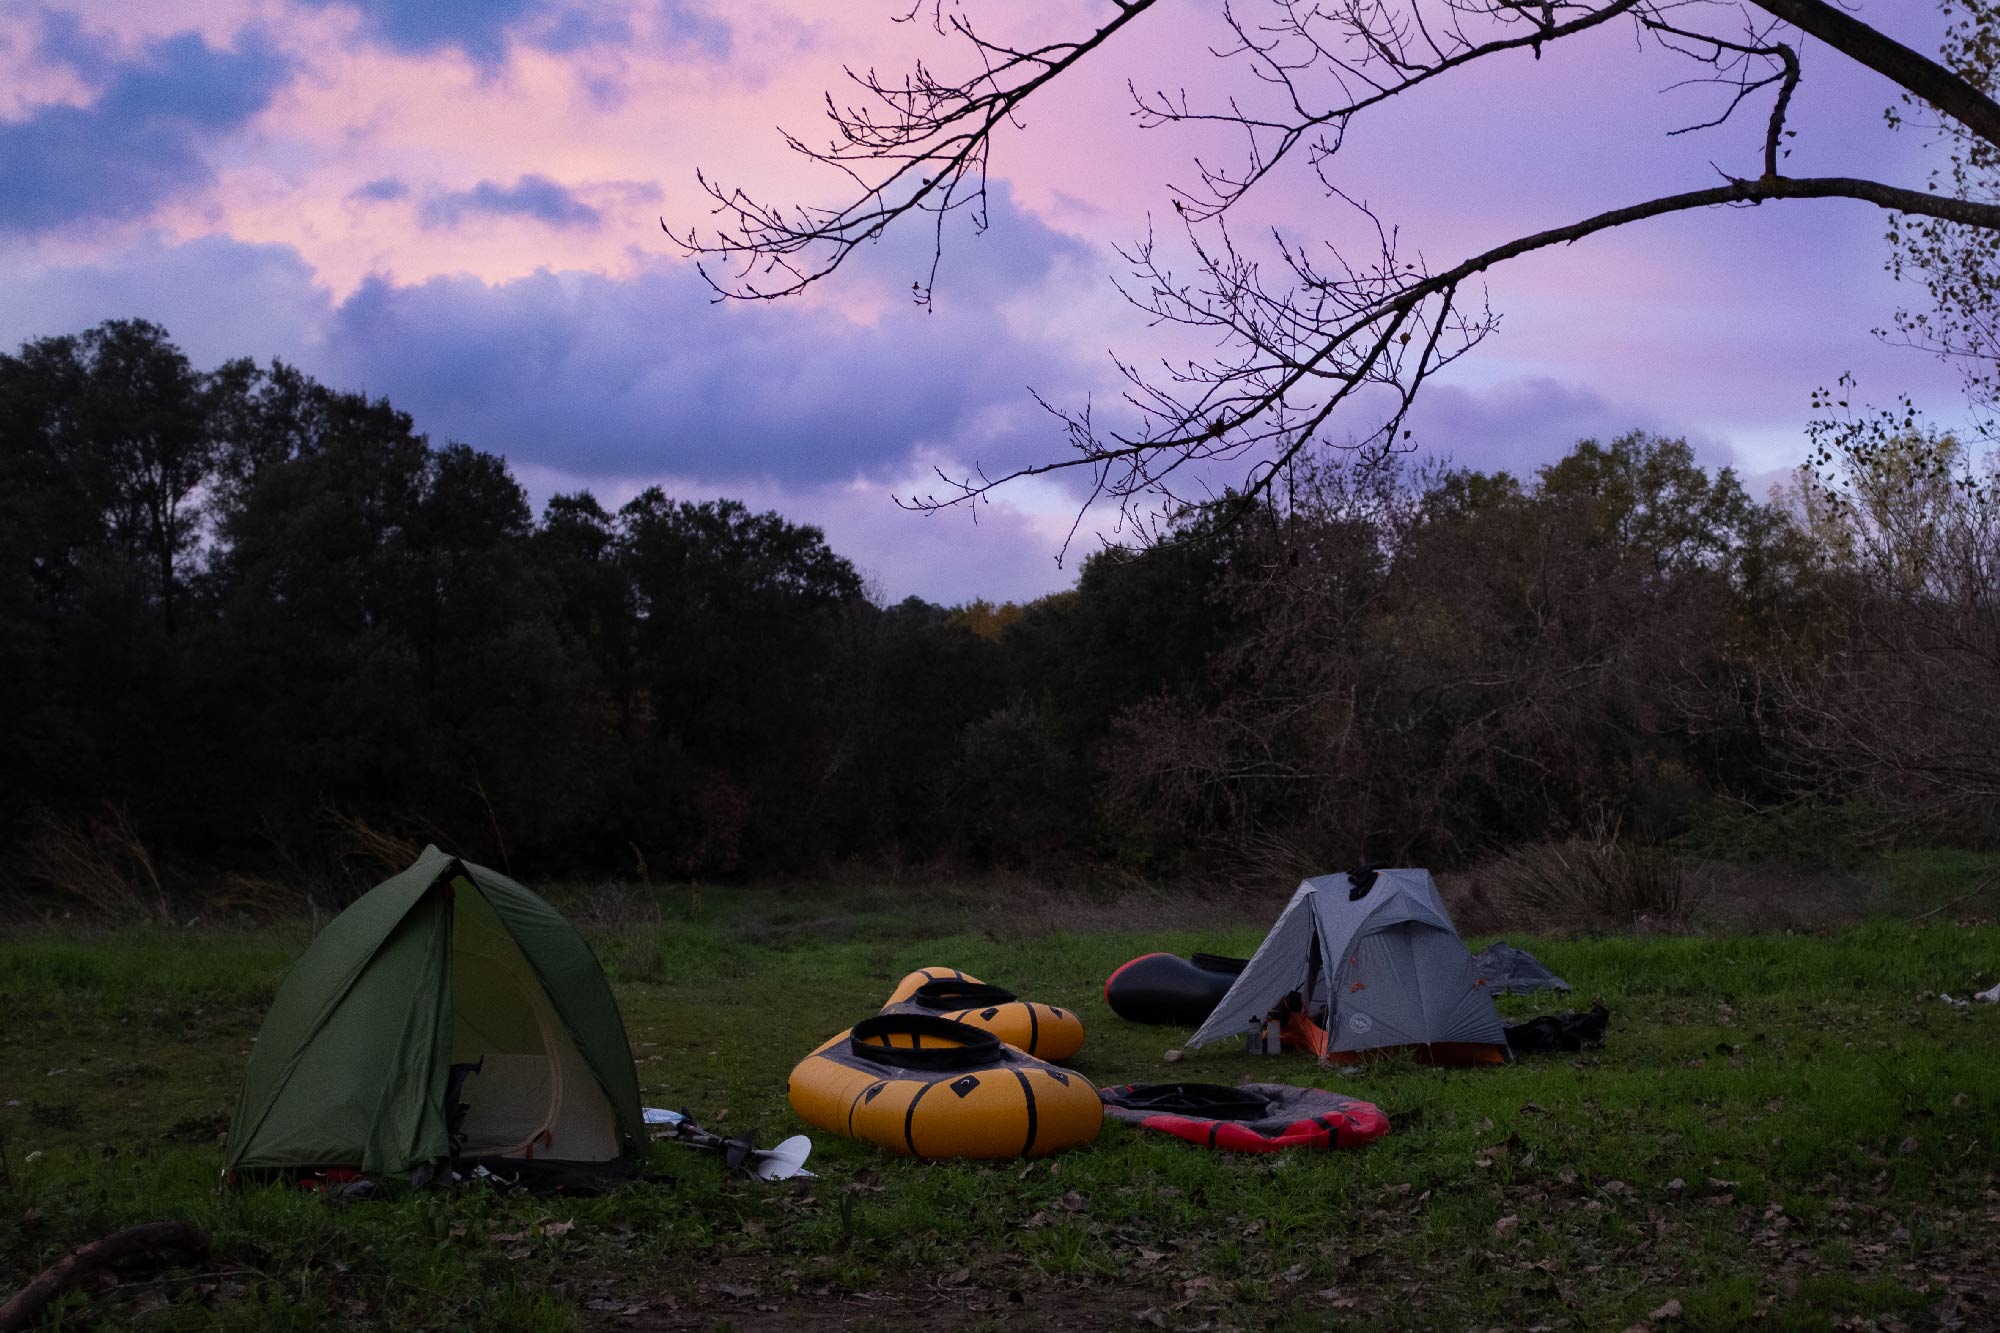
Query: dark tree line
[
  {"left": 0, "top": 319, "right": 1207, "bottom": 894},
  {"left": 3, "top": 321, "right": 1993, "bottom": 907},
  {"left": 1105, "top": 439, "right": 1808, "bottom": 874}
]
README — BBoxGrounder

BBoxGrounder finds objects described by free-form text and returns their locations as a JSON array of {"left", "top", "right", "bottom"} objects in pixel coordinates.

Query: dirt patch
[
  {"left": 969, "top": 882, "right": 1278, "bottom": 940},
  {"left": 576, "top": 1254, "right": 1176, "bottom": 1331}
]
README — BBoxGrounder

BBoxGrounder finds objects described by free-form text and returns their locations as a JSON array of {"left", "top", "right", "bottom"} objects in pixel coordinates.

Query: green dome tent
[{"left": 226, "top": 846, "right": 645, "bottom": 1178}]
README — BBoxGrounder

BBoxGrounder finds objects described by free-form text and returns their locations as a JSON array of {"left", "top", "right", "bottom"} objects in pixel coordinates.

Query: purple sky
[{"left": 0, "top": 1, "right": 1972, "bottom": 602}]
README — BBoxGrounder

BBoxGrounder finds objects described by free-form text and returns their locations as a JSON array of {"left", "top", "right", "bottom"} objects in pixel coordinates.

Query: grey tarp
[
  {"left": 1471, "top": 940, "right": 1571, "bottom": 996},
  {"left": 1187, "top": 868, "right": 1506, "bottom": 1057}
]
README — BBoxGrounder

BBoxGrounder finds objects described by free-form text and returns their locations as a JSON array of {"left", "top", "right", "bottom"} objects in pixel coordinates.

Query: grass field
[{"left": 3, "top": 877, "right": 1999, "bottom": 1331}]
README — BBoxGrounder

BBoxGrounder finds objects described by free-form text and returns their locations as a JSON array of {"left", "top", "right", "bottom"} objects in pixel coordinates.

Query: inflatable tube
[
  {"left": 1099, "top": 1081, "right": 1388, "bottom": 1152},
  {"left": 789, "top": 1014, "right": 1101, "bottom": 1159},
  {"left": 1102, "top": 953, "right": 1247, "bottom": 1026},
  {"left": 881, "top": 968, "right": 1085, "bottom": 1061}
]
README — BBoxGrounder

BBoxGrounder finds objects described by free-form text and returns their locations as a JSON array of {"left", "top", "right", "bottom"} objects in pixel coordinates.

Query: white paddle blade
[{"left": 749, "top": 1134, "right": 814, "bottom": 1181}]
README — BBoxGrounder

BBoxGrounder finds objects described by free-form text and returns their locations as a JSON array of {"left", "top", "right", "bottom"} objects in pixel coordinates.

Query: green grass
[
  {"left": 1872, "top": 847, "right": 2000, "bottom": 914},
  {"left": 3, "top": 885, "right": 1998, "bottom": 1330}
]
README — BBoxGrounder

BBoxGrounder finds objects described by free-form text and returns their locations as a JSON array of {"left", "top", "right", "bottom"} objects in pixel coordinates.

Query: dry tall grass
[
  {"left": 205, "top": 872, "right": 310, "bottom": 922},
  {"left": 319, "top": 806, "right": 427, "bottom": 876},
  {"left": 23, "top": 806, "right": 171, "bottom": 923},
  {"left": 1466, "top": 836, "right": 1714, "bottom": 932}
]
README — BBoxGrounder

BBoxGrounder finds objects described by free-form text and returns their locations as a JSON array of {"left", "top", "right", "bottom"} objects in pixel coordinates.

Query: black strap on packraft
[
  {"left": 1189, "top": 953, "right": 1249, "bottom": 975},
  {"left": 849, "top": 1014, "right": 1003, "bottom": 1070},
  {"left": 1107, "top": 1083, "right": 1273, "bottom": 1121},
  {"left": 907, "top": 979, "right": 1019, "bottom": 1010}
]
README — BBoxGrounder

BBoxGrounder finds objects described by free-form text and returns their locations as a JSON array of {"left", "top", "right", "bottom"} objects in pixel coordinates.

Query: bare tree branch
[
  {"left": 1744, "top": 0, "right": 2000, "bottom": 151},
  {"left": 671, "top": 0, "right": 2000, "bottom": 536},
  {"left": 1130, "top": 0, "right": 1648, "bottom": 222},
  {"left": 904, "top": 174, "right": 2000, "bottom": 533},
  {"left": 665, "top": 0, "right": 1158, "bottom": 308},
  {"left": 1642, "top": 13, "right": 1798, "bottom": 176}
]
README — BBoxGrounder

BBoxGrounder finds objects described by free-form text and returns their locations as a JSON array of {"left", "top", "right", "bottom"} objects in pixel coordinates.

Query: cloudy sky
[{"left": 0, "top": 0, "right": 1969, "bottom": 602}]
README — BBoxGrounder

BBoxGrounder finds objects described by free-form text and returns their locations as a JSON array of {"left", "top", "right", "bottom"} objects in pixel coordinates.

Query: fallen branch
[{"left": 0, "top": 1221, "right": 210, "bottom": 1331}]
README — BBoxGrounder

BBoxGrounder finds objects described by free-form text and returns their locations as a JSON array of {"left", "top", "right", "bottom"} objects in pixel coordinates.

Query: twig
[
  {"left": 471, "top": 773, "right": 511, "bottom": 876},
  {"left": 1910, "top": 872, "right": 2000, "bottom": 923}
]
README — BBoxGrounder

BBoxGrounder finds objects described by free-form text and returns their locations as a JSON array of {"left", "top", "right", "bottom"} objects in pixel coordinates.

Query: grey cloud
[
  {"left": 420, "top": 174, "right": 603, "bottom": 229},
  {"left": 0, "top": 26, "right": 296, "bottom": 233},
  {"left": 1394, "top": 377, "right": 1738, "bottom": 476},
  {"left": 349, "top": 176, "right": 410, "bottom": 203}
]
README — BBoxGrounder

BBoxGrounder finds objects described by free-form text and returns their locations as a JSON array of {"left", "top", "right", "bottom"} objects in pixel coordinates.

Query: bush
[
  {"left": 1671, "top": 801, "right": 1895, "bottom": 868},
  {"left": 1472, "top": 837, "right": 1713, "bottom": 931}
]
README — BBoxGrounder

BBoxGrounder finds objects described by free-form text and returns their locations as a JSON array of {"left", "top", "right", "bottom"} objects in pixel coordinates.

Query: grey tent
[
  {"left": 1188, "top": 868, "right": 1508, "bottom": 1064},
  {"left": 1471, "top": 940, "right": 1571, "bottom": 996}
]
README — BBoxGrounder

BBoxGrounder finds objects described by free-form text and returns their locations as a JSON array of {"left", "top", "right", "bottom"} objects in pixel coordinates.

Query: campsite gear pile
[
  {"left": 880, "top": 967, "right": 1085, "bottom": 1060},
  {"left": 1502, "top": 1002, "right": 1610, "bottom": 1055},
  {"left": 1103, "top": 952, "right": 1247, "bottom": 1025},
  {"left": 221, "top": 854, "right": 1600, "bottom": 1186},
  {"left": 1099, "top": 1082, "right": 1388, "bottom": 1152},
  {"left": 644, "top": 1108, "right": 815, "bottom": 1181}
]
